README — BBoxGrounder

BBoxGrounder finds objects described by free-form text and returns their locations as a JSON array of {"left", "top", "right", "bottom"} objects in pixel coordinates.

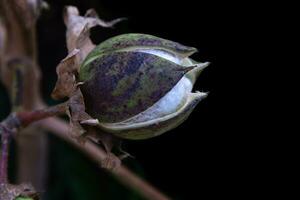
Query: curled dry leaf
[
  {"left": 51, "top": 6, "right": 130, "bottom": 167},
  {"left": 67, "top": 89, "right": 93, "bottom": 139},
  {"left": 64, "top": 6, "right": 125, "bottom": 59},
  {"left": 51, "top": 49, "right": 79, "bottom": 100},
  {"left": 52, "top": 6, "right": 125, "bottom": 100},
  {"left": 0, "top": 183, "right": 38, "bottom": 200},
  {"left": 67, "top": 89, "right": 125, "bottom": 167},
  {"left": 101, "top": 152, "right": 121, "bottom": 171},
  {"left": 51, "top": 6, "right": 125, "bottom": 147}
]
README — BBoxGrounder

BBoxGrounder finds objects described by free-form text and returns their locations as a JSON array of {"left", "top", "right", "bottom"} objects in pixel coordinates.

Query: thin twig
[
  {"left": 0, "top": 104, "right": 170, "bottom": 200},
  {"left": 40, "top": 117, "right": 171, "bottom": 200},
  {"left": 0, "top": 127, "right": 11, "bottom": 183},
  {"left": 1, "top": 0, "right": 48, "bottom": 191},
  {"left": 0, "top": 103, "right": 67, "bottom": 186},
  {"left": 0, "top": 114, "right": 19, "bottom": 184},
  {"left": 1, "top": 2, "right": 172, "bottom": 199},
  {"left": 16, "top": 103, "right": 68, "bottom": 127}
]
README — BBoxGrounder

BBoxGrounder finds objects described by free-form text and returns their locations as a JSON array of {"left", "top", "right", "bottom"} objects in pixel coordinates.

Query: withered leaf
[
  {"left": 68, "top": 89, "right": 92, "bottom": 122},
  {"left": 67, "top": 89, "right": 93, "bottom": 139},
  {"left": 52, "top": 6, "right": 125, "bottom": 100},
  {"left": 101, "top": 152, "right": 121, "bottom": 171},
  {"left": 64, "top": 6, "right": 125, "bottom": 61},
  {"left": 50, "top": 6, "right": 127, "bottom": 163},
  {"left": 51, "top": 49, "right": 79, "bottom": 100},
  {"left": 67, "top": 90, "right": 125, "bottom": 164}
]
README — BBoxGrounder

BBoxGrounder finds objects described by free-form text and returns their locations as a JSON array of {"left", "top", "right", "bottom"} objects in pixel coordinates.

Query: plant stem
[
  {"left": 16, "top": 103, "right": 68, "bottom": 127},
  {"left": 40, "top": 117, "right": 170, "bottom": 200},
  {"left": 0, "top": 127, "right": 11, "bottom": 183},
  {"left": 0, "top": 104, "right": 170, "bottom": 200},
  {"left": 1, "top": 0, "right": 49, "bottom": 190},
  {"left": 0, "top": 102, "right": 68, "bottom": 184}
]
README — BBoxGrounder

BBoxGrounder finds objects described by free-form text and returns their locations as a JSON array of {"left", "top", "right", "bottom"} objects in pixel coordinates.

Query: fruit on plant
[{"left": 79, "top": 34, "right": 209, "bottom": 139}]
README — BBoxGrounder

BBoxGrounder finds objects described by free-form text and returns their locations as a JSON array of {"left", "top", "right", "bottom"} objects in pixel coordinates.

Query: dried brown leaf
[
  {"left": 51, "top": 6, "right": 127, "bottom": 162},
  {"left": 66, "top": 90, "right": 121, "bottom": 156},
  {"left": 67, "top": 89, "right": 93, "bottom": 138},
  {"left": 51, "top": 49, "right": 79, "bottom": 100},
  {"left": 68, "top": 89, "right": 92, "bottom": 121},
  {"left": 63, "top": 6, "right": 125, "bottom": 61},
  {"left": 52, "top": 6, "right": 124, "bottom": 100},
  {"left": 101, "top": 152, "right": 121, "bottom": 171}
]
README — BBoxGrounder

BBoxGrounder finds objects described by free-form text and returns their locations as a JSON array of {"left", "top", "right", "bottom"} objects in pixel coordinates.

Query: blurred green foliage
[{"left": 15, "top": 197, "right": 33, "bottom": 200}]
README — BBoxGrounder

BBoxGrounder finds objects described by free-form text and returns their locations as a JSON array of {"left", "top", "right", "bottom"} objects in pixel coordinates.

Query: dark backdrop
[{"left": 1, "top": 0, "right": 249, "bottom": 199}]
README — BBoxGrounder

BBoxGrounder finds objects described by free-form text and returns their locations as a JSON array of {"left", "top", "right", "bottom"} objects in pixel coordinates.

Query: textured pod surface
[
  {"left": 99, "top": 92, "right": 207, "bottom": 139},
  {"left": 80, "top": 51, "right": 194, "bottom": 123},
  {"left": 82, "top": 33, "right": 197, "bottom": 67},
  {"left": 79, "top": 33, "right": 209, "bottom": 139}
]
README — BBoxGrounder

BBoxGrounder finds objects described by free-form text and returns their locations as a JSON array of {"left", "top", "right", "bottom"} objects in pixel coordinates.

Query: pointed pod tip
[
  {"left": 178, "top": 65, "right": 197, "bottom": 74},
  {"left": 191, "top": 91, "right": 209, "bottom": 101},
  {"left": 185, "top": 61, "right": 210, "bottom": 83},
  {"left": 187, "top": 61, "right": 210, "bottom": 73},
  {"left": 185, "top": 47, "right": 198, "bottom": 56},
  {"left": 80, "top": 119, "right": 100, "bottom": 126},
  {"left": 196, "top": 61, "right": 210, "bottom": 70}
]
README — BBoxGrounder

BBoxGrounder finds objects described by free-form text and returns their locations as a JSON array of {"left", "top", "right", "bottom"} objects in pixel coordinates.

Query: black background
[{"left": 0, "top": 0, "right": 262, "bottom": 199}]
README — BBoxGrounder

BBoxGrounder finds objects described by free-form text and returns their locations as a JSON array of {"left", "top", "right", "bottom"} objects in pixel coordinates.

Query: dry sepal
[
  {"left": 51, "top": 6, "right": 209, "bottom": 169},
  {"left": 51, "top": 6, "right": 125, "bottom": 161}
]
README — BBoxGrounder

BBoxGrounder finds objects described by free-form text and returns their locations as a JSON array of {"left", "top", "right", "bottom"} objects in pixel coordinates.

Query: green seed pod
[
  {"left": 15, "top": 197, "right": 34, "bottom": 200},
  {"left": 79, "top": 33, "right": 209, "bottom": 139}
]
